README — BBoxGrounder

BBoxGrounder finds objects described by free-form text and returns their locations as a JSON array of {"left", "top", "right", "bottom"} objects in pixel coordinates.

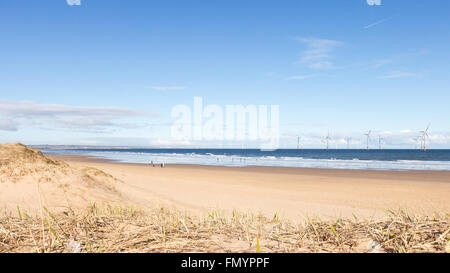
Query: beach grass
[{"left": 0, "top": 204, "right": 448, "bottom": 253}]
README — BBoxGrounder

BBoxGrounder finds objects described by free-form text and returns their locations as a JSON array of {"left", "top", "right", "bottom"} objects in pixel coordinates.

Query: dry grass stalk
[{"left": 0, "top": 204, "right": 448, "bottom": 253}]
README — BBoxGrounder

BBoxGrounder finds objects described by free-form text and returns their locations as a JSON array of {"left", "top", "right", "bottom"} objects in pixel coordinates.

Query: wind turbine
[
  {"left": 323, "top": 131, "right": 331, "bottom": 151},
  {"left": 297, "top": 136, "right": 301, "bottom": 149},
  {"left": 419, "top": 124, "right": 430, "bottom": 151},
  {"left": 364, "top": 130, "right": 371, "bottom": 151},
  {"left": 346, "top": 137, "right": 351, "bottom": 149},
  {"left": 378, "top": 135, "right": 384, "bottom": 150}
]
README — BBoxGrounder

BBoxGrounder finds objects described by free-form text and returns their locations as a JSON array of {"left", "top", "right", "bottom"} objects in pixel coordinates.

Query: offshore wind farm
[
  {"left": 42, "top": 146, "right": 450, "bottom": 171},
  {"left": 40, "top": 124, "right": 450, "bottom": 171}
]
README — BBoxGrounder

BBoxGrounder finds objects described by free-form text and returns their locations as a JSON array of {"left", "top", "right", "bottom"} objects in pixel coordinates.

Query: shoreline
[
  {"left": 48, "top": 153, "right": 450, "bottom": 183},
  {"left": 40, "top": 148, "right": 450, "bottom": 172},
  {"left": 47, "top": 153, "right": 450, "bottom": 220}
]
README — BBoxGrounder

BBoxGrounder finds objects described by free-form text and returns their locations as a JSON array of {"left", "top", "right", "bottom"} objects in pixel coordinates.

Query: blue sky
[{"left": 1, "top": 0, "right": 449, "bottom": 148}]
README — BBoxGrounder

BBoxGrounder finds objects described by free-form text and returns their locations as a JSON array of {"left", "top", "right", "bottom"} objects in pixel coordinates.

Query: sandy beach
[
  {"left": 2, "top": 144, "right": 449, "bottom": 253},
  {"left": 48, "top": 154, "right": 450, "bottom": 220}
]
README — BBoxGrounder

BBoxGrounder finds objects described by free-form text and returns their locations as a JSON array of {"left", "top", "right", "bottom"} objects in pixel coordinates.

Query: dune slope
[{"left": 0, "top": 143, "right": 124, "bottom": 212}]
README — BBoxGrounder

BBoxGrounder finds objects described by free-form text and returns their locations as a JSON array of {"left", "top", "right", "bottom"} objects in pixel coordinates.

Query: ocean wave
[{"left": 42, "top": 149, "right": 450, "bottom": 171}]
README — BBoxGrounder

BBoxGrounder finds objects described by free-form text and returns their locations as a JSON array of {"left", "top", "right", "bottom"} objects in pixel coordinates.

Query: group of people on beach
[{"left": 150, "top": 161, "right": 165, "bottom": 168}]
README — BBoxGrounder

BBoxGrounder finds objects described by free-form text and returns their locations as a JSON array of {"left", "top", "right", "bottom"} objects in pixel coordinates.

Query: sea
[{"left": 41, "top": 148, "right": 450, "bottom": 171}]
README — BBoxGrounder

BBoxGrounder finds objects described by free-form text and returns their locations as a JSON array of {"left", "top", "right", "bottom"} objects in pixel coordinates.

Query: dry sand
[
  {"left": 0, "top": 144, "right": 127, "bottom": 214},
  {"left": 47, "top": 154, "right": 450, "bottom": 220},
  {"left": 1, "top": 143, "right": 449, "bottom": 220},
  {"left": 1, "top": 144, "right": 449, "bottom": 253}
]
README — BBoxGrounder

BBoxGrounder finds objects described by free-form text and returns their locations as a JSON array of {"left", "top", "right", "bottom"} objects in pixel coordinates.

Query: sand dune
[{"left": 0, "top": 143, "right": 124, "bottom": 213}]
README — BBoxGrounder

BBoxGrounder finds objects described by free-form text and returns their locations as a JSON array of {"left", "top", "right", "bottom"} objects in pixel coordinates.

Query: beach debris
[
  {"left": 66, "top": 240, "right": 81, "bottom": 253},
  {"left": 366, "top": 240, "right": 382, "bottom": 253}
]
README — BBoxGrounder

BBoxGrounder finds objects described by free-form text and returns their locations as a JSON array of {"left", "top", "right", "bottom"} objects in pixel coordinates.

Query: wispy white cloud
[
  {"left": 151, "top": 86, "right": 185, "bottom": 91},
  {"left": 286, "top": 75, "right": 315, "bottom": 80},
  {"left": 294, "top": 37, "right": 343, "bottom": 70},
  {"left": 0, "top": 101, "right": 145, "bottom": 117},
  {"left": 150, "top": 138, "right": 193, "bottom": 147},
  {"left": 372, "top": 59, "right": 392, "bottom": 69},
  {"left": 393, "top": 49, "right": 431, "bottom": 58},
  {"left": 380, "top": 71, "right": 419, "bottom": 79},
  {"left": 429, "top": 134, "right": 450, "bottom": 145},
  {"left": 0, "top": 100, "right": 154, "bottom": 132},
  {"left": 364, "top": 17, "right": 392, "bottom": 29},
  {"left": 0, "top": 119, "right": 18, "bottom": 131}
]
